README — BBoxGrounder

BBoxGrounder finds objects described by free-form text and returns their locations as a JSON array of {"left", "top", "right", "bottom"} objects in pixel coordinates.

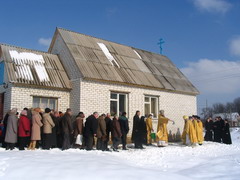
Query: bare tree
[{"left": 212, "top": 103, "right": 225, "bottom": 113}]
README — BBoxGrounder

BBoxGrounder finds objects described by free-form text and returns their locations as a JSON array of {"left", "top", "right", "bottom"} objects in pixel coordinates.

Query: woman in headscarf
[
  {"left": 18, "top": 110, "right": 31, "bottom": 150},
  {"left": 5, "top": 108, "right": 18, "bottom": 150}
]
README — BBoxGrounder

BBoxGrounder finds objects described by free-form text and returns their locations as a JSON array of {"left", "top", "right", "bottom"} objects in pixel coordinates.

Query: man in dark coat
[
  {"left": 204, "top": 117, "right": 214, "bottom": 141},
  {"left": 50, "top": 111, "right": 59, "bottom": 148},
  {"left": 84, "top": 112, "right": 99, "bottom": 150},
  {"left": 103, "top": 113, "right": 112, "bottom": 151},
  {"left": 96, "top": 114, "right": 107, "bottom": 151},
  {"left": 131, "top": 111, "right": 144, "bottom": 149},
  {"left": 119, "top": 112, "right": 129, "bottom": 150},
  {"left": 222, "top": 119, "right": 232, "bottom": 144},
  {"left": 61, "top": 108, "right": 73, "bottom": 150},
  {"left": 111, "top": 115, "right": 122, "bottom": 152},
  {"left": 213, "top": 116, "right": 224, "bottom": 143}
]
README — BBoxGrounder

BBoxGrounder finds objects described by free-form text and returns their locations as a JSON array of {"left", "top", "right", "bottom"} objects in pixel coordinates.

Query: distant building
[{"left": 0, "top": 28, "right": 199, "bottom": 133}]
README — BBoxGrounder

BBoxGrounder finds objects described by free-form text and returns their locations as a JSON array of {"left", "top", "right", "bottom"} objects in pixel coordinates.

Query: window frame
[
  {"left": 110, "top": 92, "right": 128, "bottom": 117},
  {"left": 144, "top": 95, "right": 159, "bottom": 118},
  {"left": 32, "top": 96, "right": 58, "bottom": 110}
]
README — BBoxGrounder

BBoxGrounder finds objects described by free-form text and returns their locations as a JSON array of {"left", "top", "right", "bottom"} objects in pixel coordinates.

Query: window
[
  {"left": 33, "top": 97, "right": 58, "bottom": 110},
  {"left": 144, "top": 96, "right": 158, "bottom": 118},
  {"left": 0, "top": 62, "right": 4, "bottom": 85},
  {"left": 110, "top": 92, "right": 128, "bottom": 116}
]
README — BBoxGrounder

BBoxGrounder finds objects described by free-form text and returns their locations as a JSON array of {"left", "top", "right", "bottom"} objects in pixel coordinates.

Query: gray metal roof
[
  {"left": 51, "top": 28, "right": 199, "bottom": 95},
  {"left": 0, "top": 44, "right": 71, "bottom": 90}
]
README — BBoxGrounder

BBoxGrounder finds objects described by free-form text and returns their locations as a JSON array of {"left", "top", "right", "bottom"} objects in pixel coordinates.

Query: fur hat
[{"left": 45, "top": 108, "right": 51, "bottom": 113}]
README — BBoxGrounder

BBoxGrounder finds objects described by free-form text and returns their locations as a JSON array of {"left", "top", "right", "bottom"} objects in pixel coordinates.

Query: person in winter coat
[
  {"left": 18, "top": 110, "right": 31, "bottom": 150},
  {"left": 204, "top": 117, "right": 214, "bottom": 141},
  {"left": 192, "top": 116, "right": 204, "bottom": 145},
  {"left": 96, "top": 114, "right": 107, "bottom": 151},
  {"left": 182, "top": 116, "right": 198, "bottom": 146},
  {"left": 28, "top": 108, "right": 43, "bottom": 150},
  {"left": 73, "top": 112, "right": 85, "bottom": 148},
  {"left": 103, "top": 113, "right": 112, "bottom": 151},
  {"left": 222, "top": 119, "right": 232, "bottom": 144},
  {"left": 5, "top": 108, "right": 18, "bottom": 150},
  {"left": 213, "top": 116, "right": 224, "bottom": 143},
  {"left": 119, "top": 112, "right": 129, "bottom": 150},
  {"left": 156, "top": 110, "right": 174, "bottom": 147},
  {"left": 2, "top": 110, "right": 10, "bottom": 148},
  {"left": 111, "top": 115, "right": 122, "bottom": 152},
  {"left": 50, "top": 111, "right": 59, "bottom": 148},
  {"left": 146, "top": 114, "right": 154, "bottom": 145},
  {"left": 42, "top": 108, "right": 55, "bottom": 150},
  {"left": 141, "top": 116, "right": 147, "bottom": 145},
  {"left": 61, "top": 108, "right": 73, "bottom": 150},
  {"left": 84, "top": 112, "right": 99, "bottom": 150},
  {"left": 131, "top": 111, "right": 145, "bottom": 149}
]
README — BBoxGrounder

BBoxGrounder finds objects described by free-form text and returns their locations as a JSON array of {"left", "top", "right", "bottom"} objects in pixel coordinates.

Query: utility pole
[
  {"left": 157, "top": 38, "right": 165, "bottom": 54},
  {"left": 205, "top": 99, "right": 208, "bottom": 119}
]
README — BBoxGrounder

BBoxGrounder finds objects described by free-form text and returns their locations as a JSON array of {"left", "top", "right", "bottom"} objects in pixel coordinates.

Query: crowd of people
[
  {"left": 204, "top": 116, "right": 232, "bottom": 144},
  {"left": 182, "top": 115, "right": 232, "bottom": 146},
  {"left": 0, "top": 108, "right": 232, "bottom": 151}
]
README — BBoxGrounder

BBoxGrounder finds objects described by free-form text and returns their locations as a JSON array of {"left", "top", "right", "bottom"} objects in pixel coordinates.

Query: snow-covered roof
[
  {"left": 49, "top": 28, "right": 199, "bottom": 95},
  {"left": 0, "top": 44, "right": 71, "bottom": 90}
]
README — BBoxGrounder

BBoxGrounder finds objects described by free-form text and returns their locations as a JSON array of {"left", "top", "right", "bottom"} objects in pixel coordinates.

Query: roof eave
[
  {"left": 83, "top": 77, "right": 200, "bottom": 96},
  {"left": 11, "top": 82, "right": 72, "bottom": 92}
]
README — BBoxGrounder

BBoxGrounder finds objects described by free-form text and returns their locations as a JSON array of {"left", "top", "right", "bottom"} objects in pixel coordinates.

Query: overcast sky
[{"left": 1, "top": 0, "right": 240, "bottom": 111}]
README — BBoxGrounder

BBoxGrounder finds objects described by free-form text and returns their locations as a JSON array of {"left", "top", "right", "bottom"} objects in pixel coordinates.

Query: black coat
[
  {"left": 105, "top": 117, "right": 112, "bottom": 135},
  {"left": 51, "top": 114, "right": 59, "bottom": 147},
  {"left": 84, "top": 115, "right": 98, "bottom": 136},
  {"left": 204, "top": 120, "right": 214, "bottom": 141},
  {"left": 213, "top": 120, "right": 224, "bottom": 143},
  {"left": 222, "top": 123, "right": 232, "bottom": 144},
  {"left": 131, "top": 115, "right": 146, "bottom": 142},
  {"left": 61, "top": 113, "right": 73, "bottom": 134},
  {"left": 119, "top": 116, "right": 129, "bottom": 135}
]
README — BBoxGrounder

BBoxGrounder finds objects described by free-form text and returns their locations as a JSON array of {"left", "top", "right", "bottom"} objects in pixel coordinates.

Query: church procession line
[{"left": 0, "top": 108, "right": 232, "bottom": 151}]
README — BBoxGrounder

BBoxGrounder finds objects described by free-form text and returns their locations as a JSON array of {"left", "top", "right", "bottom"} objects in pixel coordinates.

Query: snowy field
[{"left": 0, "top": 128, "right": 240, "bottom": 180}]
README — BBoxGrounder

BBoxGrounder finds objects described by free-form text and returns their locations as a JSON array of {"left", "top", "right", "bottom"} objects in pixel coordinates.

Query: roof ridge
[
  {"left": 56, "top": 27, "right": 169, "bottom": 59},
  {"left": 0, "top": 43, "right": 57, "bottom": 56}
]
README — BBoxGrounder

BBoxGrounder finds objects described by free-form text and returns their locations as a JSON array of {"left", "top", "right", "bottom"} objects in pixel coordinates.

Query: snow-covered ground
[{"left": 0, "top": 128, "right": 240, "bottom": 180}]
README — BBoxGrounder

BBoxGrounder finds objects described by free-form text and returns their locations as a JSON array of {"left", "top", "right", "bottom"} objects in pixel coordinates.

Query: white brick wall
[
  {"left": 1, "top": 79, "right": 197, "bottom": 136},
  {"left": 70, "top": 79, "right": 81, "bottom": 114},
  {"left": 8, "top": 86, "right": 70, "bottom": 114},
  {"left": 78, "top": 80, "right": 197, "bottom": 134}
]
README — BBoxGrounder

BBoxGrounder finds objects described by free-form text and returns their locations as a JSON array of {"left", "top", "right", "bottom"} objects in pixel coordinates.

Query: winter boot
[
  {"left": 32, "top": 141, "right": 36, "bottom": 150},
  {"left": 28, "top": 141, "right": 33, "bottom": 150}
]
